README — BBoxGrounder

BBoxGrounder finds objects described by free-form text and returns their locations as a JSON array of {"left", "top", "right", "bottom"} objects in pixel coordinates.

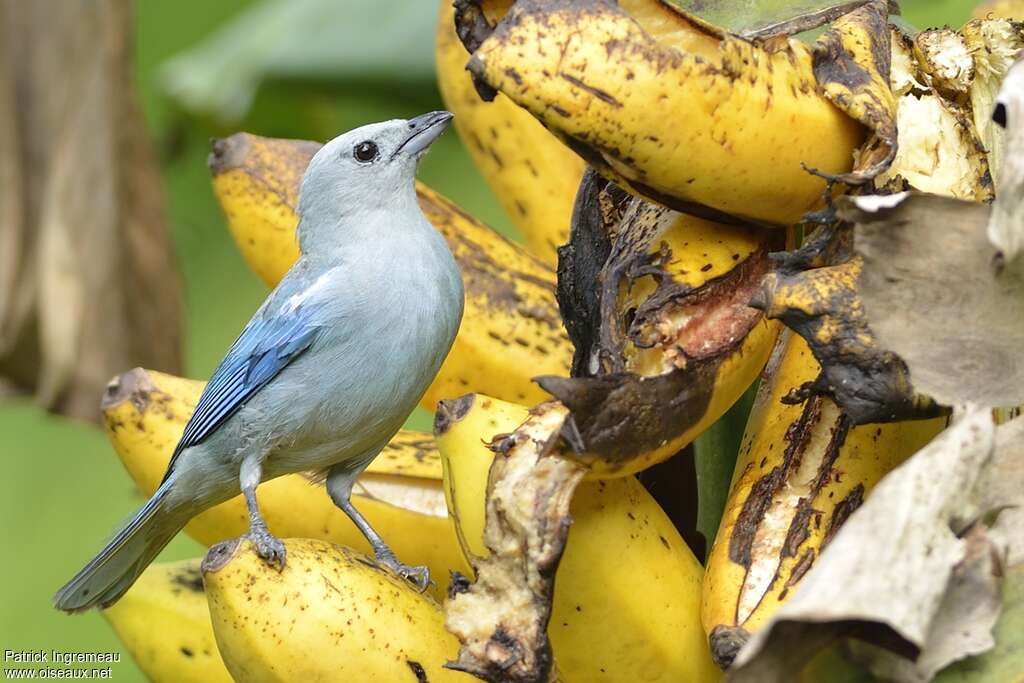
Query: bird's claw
[
  {"left": 245, "top": 526, "right": 287, "bottom": 571},
  {"left": 376, "top": 551, "right": 431, "bottom": 592}
]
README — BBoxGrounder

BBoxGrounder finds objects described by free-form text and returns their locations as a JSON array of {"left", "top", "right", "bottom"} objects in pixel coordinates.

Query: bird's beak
[{"left": 392, "top": 111, "right": 454, "bottom": 159}]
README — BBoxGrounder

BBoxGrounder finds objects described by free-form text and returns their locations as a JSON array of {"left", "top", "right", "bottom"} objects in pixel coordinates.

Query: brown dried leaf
[
  {"left": 728, "top": 406, "right": 1023, "bottom": 682},
  {"left": 841, "top": 192, "right": 1024, "bottom": 408}
]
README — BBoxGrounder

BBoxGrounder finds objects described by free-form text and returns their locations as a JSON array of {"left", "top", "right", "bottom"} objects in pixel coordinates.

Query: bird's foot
[
  {"left": 375, "top": 549, "right": 431, "bottom": 592},
  {"left": 244, "top": 525, "right": 287, "bottom": 571}
]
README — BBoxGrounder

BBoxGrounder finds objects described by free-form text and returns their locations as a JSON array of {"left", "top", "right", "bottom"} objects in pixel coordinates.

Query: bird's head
[{"left": 296, "top": 112, "right": 453, "bottom": 249}]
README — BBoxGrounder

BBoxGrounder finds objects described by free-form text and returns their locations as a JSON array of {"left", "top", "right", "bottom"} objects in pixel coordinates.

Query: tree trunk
[{"left": 0, "top": 0, "right": 182, "bottom": 422}]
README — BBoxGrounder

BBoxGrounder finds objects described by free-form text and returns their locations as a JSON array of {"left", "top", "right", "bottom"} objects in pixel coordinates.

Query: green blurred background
[{"left": 0, "top": 0, "right": 981, "bottom": 678}]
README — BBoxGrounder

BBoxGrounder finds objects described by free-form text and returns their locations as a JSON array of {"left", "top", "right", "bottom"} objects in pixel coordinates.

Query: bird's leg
[
  {"left": 239, "top": 453, "right": 286, "bottom": 570},
  {"left": 326, "top": 463, "right": 431, "bottom": 591}
]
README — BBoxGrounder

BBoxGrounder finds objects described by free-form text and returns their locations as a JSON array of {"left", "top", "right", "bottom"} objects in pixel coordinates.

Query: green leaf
[
  {"left": 694, "top": 382, "right": 756, "bottom": 559},
  {"left": 160, "top": 0, "right": 438, "bottom": 122},
  {"left": 661, "top": 0, "right": 889, "bottom": 38}
]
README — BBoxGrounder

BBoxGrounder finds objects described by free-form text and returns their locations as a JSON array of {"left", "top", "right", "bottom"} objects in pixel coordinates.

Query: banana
[
  {"left": 460, "top": 0, "right": 868, "bottom": 226},
  {"left": 101, "top": 367, "right": 468, "bottom": 595},
  {"left": 541, "top": 173, "right": 786, "bottom": 476},
  {"left": 203, "top": 538, "right": 464, "bottom": 682},
  {"left": 102, "top": 559, "right": 232, "bottom": 683},
  {"left": 701, "top": 331, "right": 946, "bottom": 669},
  {"left": 436, "top": 0, "right": 585, "bottom": 264},
  {"left": 209, "top": 132, "right": 572, "bottom": 408},
  {"left": 435, "top": 393, "right": 721, "bottom": 682}
]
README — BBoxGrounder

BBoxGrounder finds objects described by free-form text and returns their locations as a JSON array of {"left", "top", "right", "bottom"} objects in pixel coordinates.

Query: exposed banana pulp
[{"left": 436, "top": 393, "right": 720, "bottom": 682}]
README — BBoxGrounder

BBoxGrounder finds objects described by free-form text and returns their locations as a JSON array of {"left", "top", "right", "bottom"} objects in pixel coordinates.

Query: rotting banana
[
  {"left": 203, "top": 538, "right": 465, "bottom": 682},
  {"left": 461, "top": 0, "right": 870, "bottom": 226},
  {"left": 436, "top": 0, "right": 585, "bottom": 264},
  {"left": 209, "top": 132, "right": 572, "bottom": 408},
  {"left": 880, "top": 19, "right": 1023, "bottom": 198},
  {"left": 101, "top": 367, "right": 468, "bottom": 595},
  {"left": 435, "top": 393, "right": 721, "bottom": 683},
  {"left": 102, "top": 559, "right": 232, "bottom": 683},
  {"left": 701, "top": 331, "right": 946, "bottom": 669},
  {"left": 540, "top": 172, "right": 787, "bottom": 476}
]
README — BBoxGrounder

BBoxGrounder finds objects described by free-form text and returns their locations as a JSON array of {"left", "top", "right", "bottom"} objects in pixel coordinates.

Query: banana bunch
[
  {"left": 87, "top": 1, "right": 1024, "bottom": 681},
  {"left": 435, "top": 0, "right": 585, "bottom": 264},
  {"left": 209, "top": 132, "right": 573, "bottom": 408},
  {"left": 101, "top": 367, "right": 468, "bottom": 594},
  {"left": 701, "top": 332, "right": 946, "bottom": 668}
]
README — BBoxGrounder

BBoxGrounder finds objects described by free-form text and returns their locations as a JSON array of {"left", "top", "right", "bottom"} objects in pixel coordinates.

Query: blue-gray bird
[{"left": 55, "top": 111, "right": 463, "bottom": 612}]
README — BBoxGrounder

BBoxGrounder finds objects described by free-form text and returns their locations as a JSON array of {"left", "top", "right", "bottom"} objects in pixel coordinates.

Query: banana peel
[
  {"left": 539, "top": 171, "right": 786, "bottom": 476},
  {"left": 442, "top": 399, "right": 584, "bottom": 683},
  {"left": 752, "top": 233, "right": 946, "bottom": 425},
  {"left": 209, "top": 132, "right": 572, "bottom": 409},
  {"left": 436, "top": 393, "right": 718, "bottom": 683}
]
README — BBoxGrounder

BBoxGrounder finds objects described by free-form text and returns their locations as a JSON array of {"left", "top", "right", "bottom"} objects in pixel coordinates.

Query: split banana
[
  {"left": 101, "top": 367, "right": 468, "bottom": 594},
  {"left": 436, "top": 0, "right": 585, "bottom": 264},
  {"left": 203, "top": 538, "right": 465, "bottom": 682},
  {"left": 102, "top": 559, "right": 232, "bottom": 683},
  {"left": 461, "top": 0, "right": 867, "bottom": 226},
  {"left": 701, "top": 331, "right": 946, "bottom": 668},
  {"left": 542, "top": 173, "right": 786, "bottom": 476},
  {"left": 436, "top": 393, "right": 720, "bottom": 682},
  {"left": 209, "top": 132, "right": 572, "bottom": 408}
]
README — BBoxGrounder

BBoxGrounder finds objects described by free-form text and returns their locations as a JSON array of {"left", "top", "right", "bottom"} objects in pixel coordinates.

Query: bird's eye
[
  {"left": 353, "top": 141, "right": 379, "bottom": 163},
  {"left": 993, "top": 102, "right": 1007, "bottom": 129}
]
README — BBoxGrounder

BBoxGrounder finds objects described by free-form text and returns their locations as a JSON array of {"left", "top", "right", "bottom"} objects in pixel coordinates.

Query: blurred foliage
[{"left": 0, "top": 0, "right": 981, "bottom": 679}]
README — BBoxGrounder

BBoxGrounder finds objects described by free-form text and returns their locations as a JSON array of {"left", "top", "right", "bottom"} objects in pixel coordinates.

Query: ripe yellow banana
[
  {"left": 436, "top": 393, "right": 721, "bottom": 682},
  {"left": 101, "top": 367, "right": 468, "bottom": 594},
  {"left": 436, "top": 0, "right": 585, "bottom": 264},
  {"left": 102, "top": 559, "right": 232, "bottom": 683},
  {"left": 701, "top": 331, "right": 946, "bottom": 668},
  {"left": 462, "top": 0, "right": 866, "bottom": 226},
  {"left": 542, "top": 175, "right": 786, "bottom": 476},
  {"left": 209, "top": 132, "right": 572, "bottom": 408},
  {"left": 203, "top": 538, "right": 464, "bottom": 682}
]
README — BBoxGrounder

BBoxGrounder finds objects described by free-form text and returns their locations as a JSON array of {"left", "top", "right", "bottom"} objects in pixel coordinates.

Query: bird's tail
[{"left": 54, "top": 481, "right": 184, "bottom": 612}]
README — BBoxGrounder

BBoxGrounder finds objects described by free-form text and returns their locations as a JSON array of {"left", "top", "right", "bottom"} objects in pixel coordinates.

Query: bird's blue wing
[{"left": 161, "top": 301, "right": 323, "bottom": 481}]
